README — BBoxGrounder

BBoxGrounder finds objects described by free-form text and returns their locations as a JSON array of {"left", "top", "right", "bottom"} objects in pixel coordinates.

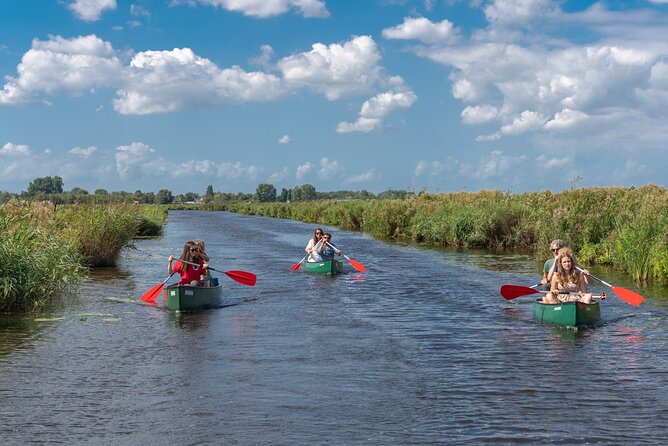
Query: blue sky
[{"left": 1, "top": 0, "right": 668, "bottom": 195}]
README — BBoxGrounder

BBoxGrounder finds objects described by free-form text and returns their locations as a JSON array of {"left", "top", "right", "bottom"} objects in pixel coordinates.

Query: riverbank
[
  {"left": 208, "top": 184, "right": 668, "bottom": 283},
  {"left": 0, "top": 200, "right": 167, "bottom": 311}
]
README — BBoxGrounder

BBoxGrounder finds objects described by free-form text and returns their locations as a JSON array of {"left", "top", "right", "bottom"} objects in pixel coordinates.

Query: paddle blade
[
  {"left": 290, "top": 262, "right": 302, "bottom": 271},
  {"left": 140, "top": 283, "right": 165, "bottom": 303},
  {"left": 347, "top": 258, "right": 366, "bottom": 272},
  {"left": 225, "top": 270, "right": 257, "bottom": 286},
  {"left": 612, "top": 286, "right": 644, "bottom": 306},
  {"left": 500, "top": 285, "right": 540, "bottom": 300}
]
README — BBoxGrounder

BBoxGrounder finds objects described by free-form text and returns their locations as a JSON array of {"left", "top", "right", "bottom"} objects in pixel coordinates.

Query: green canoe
[
  {"left": 533, "top": 298, "right": 601, "bottom": 328},
  {"left": 163, "top": 283, "right": 222, "bottom": 312},
  {"left": 303, "top": 259, "right": 344, "bottom": 275}
]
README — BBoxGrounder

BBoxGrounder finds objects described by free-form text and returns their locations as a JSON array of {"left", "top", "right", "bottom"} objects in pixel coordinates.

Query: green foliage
[
  {"left": 255, "top": 183, "right": 277, "bottom": 202},
  {"left": 27, "top": 176, "right": 64, "bottom": 196},
  {"left": 58, "top": 204, "right": 143, "bottom": 267},
  {"left": 0, "top": 200, "right": 86, "bottom": 312},
  {"left": 221, "top": 185, "right": 668, "bottom": 283}
]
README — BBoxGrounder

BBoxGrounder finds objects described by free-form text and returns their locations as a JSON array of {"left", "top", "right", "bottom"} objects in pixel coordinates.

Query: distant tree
[
  {"left": 155, "top": 189, "right": 174, "bottom": 204},
  {"left": 279, "top": 188, "right": 290, "bottom": 202},
  {"left": 377, "top": 189, "right": 411, "bottom": 200},
  {"left": 357, "top": 189, "right": 374, "bottom": 200},
  {"left": 184, "top": 192, "right": 199, "bottom": 203},
  {"left": 94, "top": 188, "right": 109, "bottom": 196},
  {"left": 255, "top": 183, "right": 277, "bottom": 202},
  {"left": 70, "top": 187, "right": 89, "bottom": 196},
  {"left": 204, "top": 185, "right": 215, "bottom": 203},
  {"left": 27, "top": 176, "right": 64, "bottom": 196},
  {"left": 298, "top": 184, "right": 317, "bottom": 201}
]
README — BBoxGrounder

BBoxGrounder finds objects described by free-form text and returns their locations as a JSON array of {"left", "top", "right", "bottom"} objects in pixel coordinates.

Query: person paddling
[
  {"left": 305, "top": 227, "right": 324, "bottom": 262},
  {"left": 168, "top": 241, "right": 209, "bottom": 286},
  {"left": 318, "top": 232, "right": 342, "bottom": 260}
]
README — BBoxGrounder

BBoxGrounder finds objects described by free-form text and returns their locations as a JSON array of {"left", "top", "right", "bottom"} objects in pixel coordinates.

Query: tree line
[{"left": 0, "top": 176, "right": 414, "bottom": 205}]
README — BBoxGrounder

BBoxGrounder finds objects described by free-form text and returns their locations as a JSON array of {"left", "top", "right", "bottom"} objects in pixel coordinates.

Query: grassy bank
[
  {"left": 211, "top": 185, "right": 668, "bottom": 283},
  {"left": 0, "top": 201, "right": 167, "bottom": 311}
]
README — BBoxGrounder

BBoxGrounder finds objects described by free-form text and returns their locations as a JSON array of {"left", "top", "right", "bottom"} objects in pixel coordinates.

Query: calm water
[{"left": 1, "top": 211, "right": 667, "bottom": 445}]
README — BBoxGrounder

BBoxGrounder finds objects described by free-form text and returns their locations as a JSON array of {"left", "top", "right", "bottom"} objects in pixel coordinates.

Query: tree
[
  {"left": 204, "top": 185, "right": 215, "bottom": 203},
  {"left": 155, "top": 189, "right": 174, "bottom": 204},
  {"left": 27, "top": 176, "right": 64, "bottom": 196},
  {"left": 279, "top": 188, "right": 290, "bottom": 202},
  {"left": 255, "top": 183, "right": 277, "bottom": 202},
  {"left": 94, "top": 188, "right": 109, "bottom": 196},
  {"left": 70, "top": 187, "right": 89, "bottom": 196},
  {"left": 292, "top": 184, "right": 316, "bottom": 201}
]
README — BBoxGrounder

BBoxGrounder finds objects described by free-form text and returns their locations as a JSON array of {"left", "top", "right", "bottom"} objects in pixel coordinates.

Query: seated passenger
[
  {"left": 543, "top": 248, "right": 593, "bottom": 304},
  {"left": 305, "top": 227, "right": 324, "bottom": 262},
  {"left": 318, "top": 232, "right": 342, "bottom": 260}
]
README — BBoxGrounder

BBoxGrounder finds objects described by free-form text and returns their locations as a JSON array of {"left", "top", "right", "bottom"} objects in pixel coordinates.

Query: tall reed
[
  {"left": 218, "top": 185, "right": 668, "bottom": 283},
  {"left": 0, "top": 200, "right": 86, "bottom": 311}
]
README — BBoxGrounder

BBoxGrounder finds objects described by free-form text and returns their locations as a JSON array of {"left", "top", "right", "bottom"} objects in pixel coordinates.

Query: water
[{"left": 1, "top": 211, "right": 667, "bottom": 445}]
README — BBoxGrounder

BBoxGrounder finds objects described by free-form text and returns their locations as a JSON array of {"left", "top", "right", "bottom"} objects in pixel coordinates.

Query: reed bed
[
  {"left": 219, "top": 185, "right": 668, "bottom": 283},
  {"left": 0, "top": 201, "right": 168, "bottom": 311},
  {"left": 0, "top": 200, "right": 85, "bottom": 311}
]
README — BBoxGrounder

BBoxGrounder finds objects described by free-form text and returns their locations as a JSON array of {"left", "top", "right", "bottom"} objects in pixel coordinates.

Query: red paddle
[
  {"left": 290, "top": 253, "right": 310, "bottom": 271},
  {"left": 576, "top": 267, "right": 643, "bottom": 306},
  {"left": 179, "top": 259, "right": 257, "bottom": 287},
  {"left": 140, "top": 273, "right": 175, "bottom": 303},
  {"left": 500, "top": 284, "right": 541, "bottom": 300},
  {"left": 326, "top": 241, "right": 366, "bottom": 272}
]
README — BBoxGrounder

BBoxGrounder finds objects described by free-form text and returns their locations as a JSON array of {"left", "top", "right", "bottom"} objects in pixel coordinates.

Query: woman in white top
[
  {"left": 305, "top": 227, "right": 324, "bottom": 262},
  {"left": 543, "top": 247, "right": 593, "bottom": 304}
]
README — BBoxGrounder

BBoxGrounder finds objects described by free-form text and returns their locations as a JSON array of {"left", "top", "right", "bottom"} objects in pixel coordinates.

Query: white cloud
[
  {"left": 500, "top": 110, "right": 546, "bottom": 135},
  {"left": 382, "top": 17, "right": 457, "bottom": 44},
  {"left": 269, "top": 167, "right": 289, "bottom": 182},
  {"left": 345, "top": 169, "right": 377, "bottom": 184},
  {"left": 0, "top": 35, "right": 123, "bottom": 105},
  {"left": 455, "top": 151, "right": 527, "bottom": 180},
  {"left": 415, "top": 160, "right": 449, "bottom": 177},
  {"left": 115, "top": 142, "right": 166, "bottom": 179},
  {"left": 175, "top": 0, "right": 329, "bottom": 18},
  {"left": 114, "top": 48, "right": 284, "bottom": 115},
  {"left": 483, "top": 0, "right": 557, "bottom": 27},
  {"left": 130, "top": 4, "right": 151, "bottom": 18},
  {"left": 279, "top": 35, "right": 384, "bottom": 100},
  {"left": 544, "top": 108, "right": 589, "bottom": 131},
  {"left": 337, "top": 90, "right": 417, "bottom": 133},
  {"left": 1, "top": 34, "right": 413, "bottom": 128},
  {"left": 278, "top": 134, "right": 291, "bottom": 144},
  {"left": 68, "top": 146, "right": 98, "bottom": 158},
  {"left": 461, "top": 104, "right": 498, "bottom": 124},
  {"left": 295, "top": 162, "right": 313, "bottom": 180},
  {"left": 68, "top": 0, "right": 117, "bottom": 21},
  {"left": 385, "top": 6, "right": 668, "bottom": 148},
  {"left": 1, "top": 142, "right": 32, "bottom": 156},
  {"left": 535, "top": 154, "right": 571, "bottom": 168},
  {"left": 217, "top": 161, "right": 260, "bottom": 180},
  {"left": 318, "top": 157, "right": 342, "bottom": 180}
]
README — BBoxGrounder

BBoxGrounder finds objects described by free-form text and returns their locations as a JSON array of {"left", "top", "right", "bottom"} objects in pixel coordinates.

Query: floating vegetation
[
  {"left": 105, "top": 296, "right": 137, "bottom": 304},
  {"left": 79, "top": 312, "right": 115, "bottom": 318},
  {"left": 33, "top": 317, "right": 65, "bottom": 322},
  {"left": 101, "top": 317, "right": 120, "bottom": 322}
]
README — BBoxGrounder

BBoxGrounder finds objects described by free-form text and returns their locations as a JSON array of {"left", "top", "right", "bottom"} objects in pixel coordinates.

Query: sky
[{"left": 1, "top": 0, "right": 668, "bottom": 195}]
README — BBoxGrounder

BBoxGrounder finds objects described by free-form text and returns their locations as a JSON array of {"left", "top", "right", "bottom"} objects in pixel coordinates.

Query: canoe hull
[
  {"left": 303, "top": 259, "right": 344, "bottom": 275},
  {"left": 163, "top": 284, "right": 222, "bottom": 312},
  {"left": 533, "top": 299, "right": 601, "bottom": 328}
]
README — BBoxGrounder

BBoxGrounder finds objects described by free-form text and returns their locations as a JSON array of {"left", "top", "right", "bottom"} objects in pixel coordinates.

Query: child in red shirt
[{"left": 168, "top": 241, "right": 209, "bottom": 286}]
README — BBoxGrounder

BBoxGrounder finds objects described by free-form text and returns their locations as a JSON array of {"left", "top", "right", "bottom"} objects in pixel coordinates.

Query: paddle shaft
[{"left": 576, "top": 267, "right": 611, "bottom": 287}]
